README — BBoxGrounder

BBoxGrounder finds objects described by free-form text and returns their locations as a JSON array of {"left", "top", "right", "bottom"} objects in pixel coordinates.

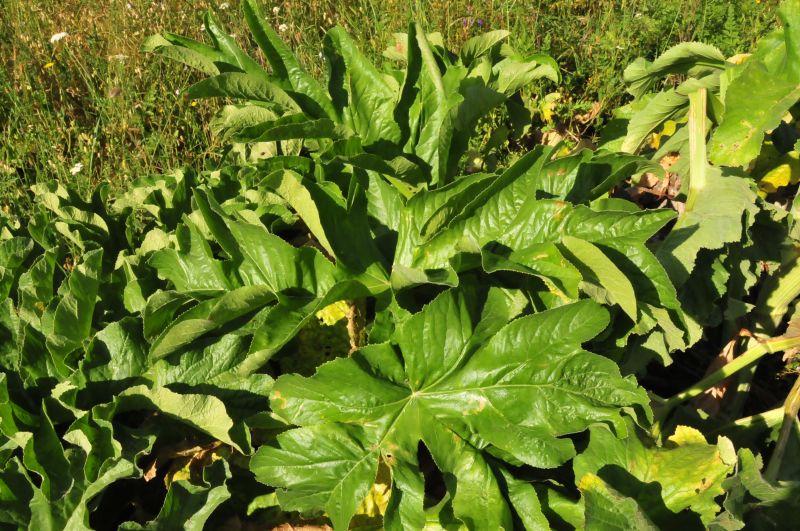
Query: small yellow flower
[
  {"left": 190, "top": 100, "right": 198, "bottom": 107},
  {"left": 43, "top": 62, "right": 55, "bottom": 70}
]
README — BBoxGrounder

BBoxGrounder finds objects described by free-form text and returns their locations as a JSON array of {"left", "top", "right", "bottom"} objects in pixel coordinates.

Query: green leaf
[
  {"left": 243, "top": 0, "right": 337, "bottom": 120},
  {"left": 236, "top": 113, "right": 339, "bottom": 142},
  {"left": 411, "top": 27, "right": 464, "bottom": 185},
  {"left": 498, "top": 467, "right": 551, "bottom": 531},
  {"left": 709, "top": 1, "right": 800, "bottom": 167},
  {"left": 251, "top": 424, "right": 378, "bottom": 530},
  {"left": 0, "top": 237, "right": 33, "bottom": 300},
  {"left": 148, "top": 285, "right": 275, "bottom": 360},
  {"left": 0, "top": 458, "right": 33, "bottom": 527},
  {"left": 574, "top": 421, "right": 735, "bottom": 525},
  {"left": 203, "top": 11, "right": 265, "bottom": 79},
  {"left": 209, "top": 104, "right": 277, "bottom": 141},
  {"left": 117, "top": 385, "right": 247, "bottom": 453},
  {"left": 264, "top": 171, "right": 389, "bottom": 288},
  {"left": 149, "top": 220, "right": 234, "bottom": 295},
  {"left": 42, "top": 249, "right": 103, "bottom": 360},
  {"left": 621, "top": 89, "right": 688, "bottom": 153},
  {"left": 460, "top": 30, "right": 509, "bottom": 66},
  {"left": 187, "top": 72, "right": 300, "bottom": 112},
  {"left": 72, "top": 318, "right": 150, "bottom": 405},
  {"left": 579, "top": 473, "right": 659, "bottom": 530},
  {"left": 492, "top": 53, "right": 560, "bottom": 94},
  {"left": 14, "top": 403, "right": 154, "bottom": 531},
  {"left": 122, "top": 460, "right": 231, "bottom": 531},
  {"left": 716, "top": 449, "right": 800, "bottom": 527},
  {"left": 142, "top": 34, "right": 222, "bottom": 75},
  {"left": 401, "top": 157, "right": 680, "bottom": 332},
  {"left": 253, "top": 287, "right": 650, "bottom": 529},
  {"left": 324, "top": 27, "right": 402, "bottom": 145},
  {"left": 624, "top": 42, "right": 725, "bottom": 99},
  {"left": 561, "top": 235, "right": 638, "bottom": 321},
  {"left": 656, "top": 167, "right": 759, "bottom": 287},
  {"left": 17, "top": 248, "right": 57, "bottom": 327}
]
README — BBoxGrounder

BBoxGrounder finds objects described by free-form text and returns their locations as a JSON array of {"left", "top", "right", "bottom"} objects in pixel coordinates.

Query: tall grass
[{"left": 0, "top": 0, "right": 779, "bottom": 202}]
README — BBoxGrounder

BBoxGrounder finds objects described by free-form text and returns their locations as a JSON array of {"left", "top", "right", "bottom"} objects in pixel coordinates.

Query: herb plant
[{"left": 1, "top": 1, "right": 799, "bottom": 529}]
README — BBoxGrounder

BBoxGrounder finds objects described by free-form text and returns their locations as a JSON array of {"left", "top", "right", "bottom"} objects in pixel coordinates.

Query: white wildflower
[
  {"left": 175, "top": 88, "right": 181, "bottom": 96},
  {"left": 126, "top": 3, "right": 132, "bottom": 9},
  {"left": 219, "top": 2, "right": 230, "bottom": 9},
  {"left": 69, "top": 162, "right": 83, "bottom": 175},
  {"left": 278, "top": 23, "right": 288, "bottom": 32},
  {"left": 272, "top": 6, "right": 280, "bottom": 15},
  {"left": 50, "top": 32, "right": 69, "bottom": 44}
]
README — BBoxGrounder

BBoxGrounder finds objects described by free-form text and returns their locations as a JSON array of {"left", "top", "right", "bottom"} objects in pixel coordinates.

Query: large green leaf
[
  {"left": 410, "top": 26, "right": 464, "bottom": 186},
  {"left": 574, "top": 421, "right": 736, "bottom": 526},
  {"left": 141, "top": 33, "right": 223, "bottom": 75},
  {"left": 492, "top": 53, "right": 560, "bottom": 94},
  {"left": 715, "top": 449, "right": 800, "bottom": 528},
  {"left": 149, "top": 220, "right": 234, "bottom": 295},
  {"left": 171, "top": 188, "right": 369, "bottom": 374},
  {"left": 187, "top": 72, "right": 300, "bottom": 113},
  {"left": 41, "top": 249, "right": 103, "bottom": 361},
  {"left": 0, "top": 237, "right": 33, "bottom": 300},
  {"left": 624, "top": 42, "right": 725, "bottom": 99},
  {"left": 252, "top": 286, "right": 650, "bottom": 529},
  {"left": 14, "top": 403, "right": 154, "bottom": 531},
  {"left": 709, "top": 0, "right": 800, "bottom": 167},
  {"left": 655, "top": 167, "right": 759, "bottom": 287},
  {"left": 116, "top": 385, "right": 248, "bottom": 453},
  {"left": 71, "top": 318, "right": 150, "bottom": 405},
  {"left": 324, "top": 27, "right": 402, "bottom": 145},
  {"left": 398, "top": 153, "right": 681, "bottom": 336},
  {"left": 459, "top": 30, "right": 509, "bottom": 67},
  {"left": 243, "top": 0, "right": 337, "bottom": 120},
  {"left": 579, "top": 473, "right": 659, "bottom": 530},
  {"left": 263, "top": 170, "right": 389, "bottom": 290}
]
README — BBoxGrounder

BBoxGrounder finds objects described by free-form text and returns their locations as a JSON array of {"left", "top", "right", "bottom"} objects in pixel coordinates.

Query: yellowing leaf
[
  {"left": 574, "top": 419, "right": 735, "bottom": 525},
  {"left": 758, "top": 152, "right": 800, "bottom": 194},
  {"left": 667, "top": 424, "right": 708, "bottom": 446},
  {"left": 354, "top": 460, "right": 392, "bottom": 520},
  {"left": 315, "top": 300, "right": 349, "bottom": 325},
  {"left": 649, "top": 119, "right": 677, "bottom": 149},
  {"left": 541, "top": 92, "right": 561, "bottom": 123}
]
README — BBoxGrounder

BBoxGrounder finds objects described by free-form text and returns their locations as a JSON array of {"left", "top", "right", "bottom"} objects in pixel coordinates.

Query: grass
[{"left": 0, "top": 0, "right": 780, "bottom": 204}]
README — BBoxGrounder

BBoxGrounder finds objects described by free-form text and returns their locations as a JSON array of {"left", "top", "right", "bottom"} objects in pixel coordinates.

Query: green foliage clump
[{"left": 1, "top": 1, "right": 800, "bottom": 529}]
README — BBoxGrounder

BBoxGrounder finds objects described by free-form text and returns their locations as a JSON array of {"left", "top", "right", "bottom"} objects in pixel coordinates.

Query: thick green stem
[
  {"left": 657, "top": 334, "right": 800, "bottom": 422},
  {"left": 708, "top": 406, "right": 784, "bottom": 437},
  {"left": 765, "top": 374, "right": 800, "bottom": 481},
  {"left": 683, "top": 88, "right": 707, "bottom": 213}
]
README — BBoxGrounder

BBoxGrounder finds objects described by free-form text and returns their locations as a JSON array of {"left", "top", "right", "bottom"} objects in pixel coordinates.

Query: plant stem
[
  {"left": 765, "top": 374, "right": 800, "bottom": 481},
  {"left": 657, "top": 334, "right": 800, "bottom": 422},
  {"left": 684, "top": 88, "right": 707, "bottom": 213},
  {"left": 708, "top": 406, "right": 784, "bottom": 437}
]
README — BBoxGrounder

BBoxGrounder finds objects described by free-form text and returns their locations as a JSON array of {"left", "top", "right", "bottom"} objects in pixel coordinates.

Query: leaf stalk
[
  {"left": 765, "top": 374, "right": 800, "bottom": 481},
  {"left": 656, "top": 334, "right": 800, "bottom": 427},
  {"left": 683, "top": 88, "right": 707, "bottom": 213}
]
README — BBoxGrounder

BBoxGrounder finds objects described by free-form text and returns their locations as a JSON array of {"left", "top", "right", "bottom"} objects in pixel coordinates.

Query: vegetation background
[{"left": 0, "top": 0, "right": 779, "bottom": 203}]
